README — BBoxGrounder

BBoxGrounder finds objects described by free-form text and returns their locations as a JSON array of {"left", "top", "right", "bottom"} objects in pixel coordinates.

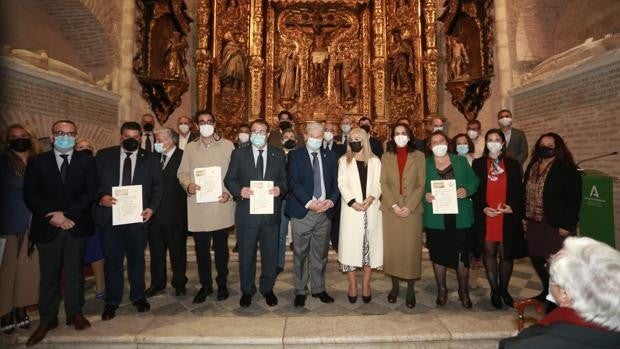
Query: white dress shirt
[
  {"left": 54, "top": 149, "right": 73, "bottom": 170},
  {"left": 119, "top": 148, "right": 138, "bottom": 186},
  {"left": 161, "top": 146, "right": 176, "bottom": 169},
  {"left": 252, "top": 144, "right": 267, "bottom": 178}
]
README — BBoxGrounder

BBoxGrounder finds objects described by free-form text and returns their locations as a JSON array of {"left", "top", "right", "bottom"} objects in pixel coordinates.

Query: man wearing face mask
[
  {"left": 497, "top": 109, "right": 528, "bottom": 166},
  {"left": 177, "top": 115, "right": 199, "bottom": 150},
  {"left": 141, "top": 113, "right": 156, "bottom": 152},
  {"left": 23, "top": 120, "right": 97, "bottom": 346},
  {"left": 358, "top": 117, "right": 384, "bottom": 158},
  {"left": 268, "top": 110, "right": 302, "bottom": 149},
  {"left": 235, "top": 123, "right": 251, "bottom": 149},
  {"left": 466, "top": 119, "right": 485, "bottom": 158},
  {"left": 338, "top": 115, "right": 353, "bottom": 146},
  {"left": 321, "top": 121, "right": 346, "bottom": 251},
  {"left": 415, "top": 116, "right": 445, "bottom": 153},
  {"left": 286, "top": 122, "right": 340, "bottom": 307},
  {"left": 224, "top": 119, "right": 288, "bottom": 308},
  {"left": 94, "top": 122, "right": 163, "bottom": 321}
]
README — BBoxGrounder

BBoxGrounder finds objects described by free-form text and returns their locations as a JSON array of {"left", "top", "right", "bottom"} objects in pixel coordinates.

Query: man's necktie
[
  {"left": 60, "top": 154, "right": 69, "bottom": 183},
  {"left": 312, "top": 152, "right": 322, "bottom": 199},
  {"left": 256, "top": 149, "right": 264, "bottom": 180},
  {"left": 145, "top": 134, "right": 152, "bottom": 153},
  {"left": 122, "top": 152, "right": 132, "bottom": 185},
  {"left": 161, "top": 154, "right": 167, "bottom": 169}
]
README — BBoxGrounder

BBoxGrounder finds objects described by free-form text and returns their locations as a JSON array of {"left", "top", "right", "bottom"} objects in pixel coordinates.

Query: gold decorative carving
[
  {"left": 438, "top": 0, "right": 494, "bottom": 120},
  {"left": 134, "top": 0, "right": 193, "bottom": 124}
]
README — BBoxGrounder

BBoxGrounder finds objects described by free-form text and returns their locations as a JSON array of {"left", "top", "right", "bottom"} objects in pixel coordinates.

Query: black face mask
[
  {"left": 283, "top": 139, "right": 296, "bottom": 150},
  {"left": 143, "top": 123, "right": 154, "bottom": 132},
  {"left": 122, "top": 138, "right": 140, "bottom": 152},
  {"left": 279, "top": 121, "right": 292, "bottom": 131},
  {"left": 349, "top": 141, "right": 363, "bottom": 153},
  {"left": 78, "top": 149, "right": 94, "bottom": 157},
  {"left": 8, "top": 138, "right": 32, "bottom": 152},
  {"left": 360, "top": 125, "right": 371, "bottom": 134},
  {"left": 537, "top": 146, "right": 556, "bottom": 159}
]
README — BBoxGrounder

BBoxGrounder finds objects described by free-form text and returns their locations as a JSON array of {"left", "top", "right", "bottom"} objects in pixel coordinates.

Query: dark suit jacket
[
  {"left": 224, "top": 145, "right": 288, "bottom": 227},
  {"left": 267, "top": 129, "right": 304, "bottom": 149},
  {"left": 323, "top": 142, "right": 346, "bottom": 159},
  {"left": 285, "top": 147, "right": 340, "bottom": 219},
  {"left": 369, "top": 137, "right": 384, "bottom": 158},
  {"left": 471, "top": 156, "right": 527, "bottom": 259},
  {"left": 151, "top": 148, "right": 186, "bottom": 228},
  {"left": 505, "top": 127, "right": 529, "bottom": 165},
  {"left": 524, "top": 160, "right": 581, "bottom": 231},
  {"left": 23, "top": 150, "right": 97, "bottom": 243},
  {"left": 93, "top": 146, "right": 163, "bottom": 228}
]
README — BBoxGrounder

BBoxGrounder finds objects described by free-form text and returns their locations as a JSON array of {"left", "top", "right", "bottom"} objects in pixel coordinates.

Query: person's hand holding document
[
  {"left": 429, "top": 179, "right": 459, "bottom": 214},
  {"left": 249, "top": 180, "right": 274, "bottom": 214},
  {"left": 111, "top": 185, "right": 144, "bottom": 225},
  {"left": 193, "top": 166, "right": 222, "bottom": 203}
]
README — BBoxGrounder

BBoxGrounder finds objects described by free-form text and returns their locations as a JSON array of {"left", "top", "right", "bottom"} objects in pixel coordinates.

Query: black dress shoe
[
  {"left": 26, "top": 319, "right": 58, "bottom": 347},
  {"left": 133, "top": 298, "right": 151, "bottom": 312},
  {"left": 175, "top": 287, "right": 187, "bottom": 296},
  {"left": 101, "top": 304, "right": 118, "bottom": 321},
  {"left": 405, "top": 291, "right": 416, "bottom": 309},
  {"left": 15, "top": 307, "right": 30, "bottom": 330},
  {"left": 347, "top": 294, "right": 357, "bottom": 304},
  {"left": 240, "top": 294, "right": 252, "bottom": 307},
  {"left": 501, "top": 291, "right": 514, "bottom": 308},
  {"left": 264, "top": 291, "right": 278, "bottom": 306},
  {"left": 311, "top": 291, "right": 334, "bottom": 303},
  {"left": 145, "top": 286, "right": 165, "bottom": 298},
  {"left": 387, "top": 289, "right": 398, "bottom": 303},
  {"left": 193, "top": 286, "right": 213, "bottom": 304},
  {"left": 490, "top": 292, "right": 503, "bottom": 309},
  {"left": 217, "top": 286, "right": 230, "bottom": 301},
  {"left": 294, "top": 295, "right": 307, "bottom": 307}
]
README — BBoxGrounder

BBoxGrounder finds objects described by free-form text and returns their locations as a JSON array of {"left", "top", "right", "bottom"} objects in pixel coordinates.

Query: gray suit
[{"left": 505, "top": 127, "right": 529, "bottom": 166}]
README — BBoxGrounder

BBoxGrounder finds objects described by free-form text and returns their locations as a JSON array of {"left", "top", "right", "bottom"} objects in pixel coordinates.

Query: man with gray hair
[{"left": 285, "top": 122, "right": 340, "bottom": 307}]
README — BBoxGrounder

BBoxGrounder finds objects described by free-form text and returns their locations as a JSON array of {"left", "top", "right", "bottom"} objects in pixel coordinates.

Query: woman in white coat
[{"left": 338, "top": 127, "right": 383, "bottom": 304}]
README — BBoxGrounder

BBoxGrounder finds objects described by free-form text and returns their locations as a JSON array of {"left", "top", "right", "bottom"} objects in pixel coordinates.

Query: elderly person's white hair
[
  {"left": 550, "top": 237, "right": 620, "bottom": 331},
  {"left": 305, "top": 121, "right": 324, "bottom": 134},
  {"left": 154, "top": 127, "right": 179, "bottom": 145}
]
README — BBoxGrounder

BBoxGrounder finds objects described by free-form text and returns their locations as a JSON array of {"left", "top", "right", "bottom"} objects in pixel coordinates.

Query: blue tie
[{"left": 312, "top": 152, "right": 322, "bottom": 199}]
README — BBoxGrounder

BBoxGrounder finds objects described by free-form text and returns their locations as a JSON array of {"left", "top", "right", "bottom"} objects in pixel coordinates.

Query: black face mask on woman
[
  {"left": 122, "top": 138, "right": 139, "bottom": 152},
  {"left": 537, "top": 146, "right": 556, "bottom": 159},
  {"left": 8, "top": 138, "right": 32, "bottom": 152},
  {"left": 349, "top": 141, "right": 363, "bottom": 153}
]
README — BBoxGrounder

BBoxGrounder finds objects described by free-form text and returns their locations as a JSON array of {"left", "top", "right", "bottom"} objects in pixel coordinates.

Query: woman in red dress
[{"left": 472, "top": 129, "right": 527, "bottom": 309}]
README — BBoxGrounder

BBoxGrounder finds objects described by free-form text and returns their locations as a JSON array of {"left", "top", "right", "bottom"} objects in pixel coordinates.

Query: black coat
[
  {"left": 499, "top": 323, "right": 620, "bottom": 349},
  {"left": 523, "top": 160, "right": 582, "bottom": 231},
  {"left": 151, "top": 148, "right": 186, "bottom": 228},
  {"left": 23, "top": 150, "right": 97, "bottom": 243},
  {"left": 369, "top": 137, "right": 384, "bottom": 158},
  {"left": 471, "top": 156, "right": 528, "bottom": 259}
]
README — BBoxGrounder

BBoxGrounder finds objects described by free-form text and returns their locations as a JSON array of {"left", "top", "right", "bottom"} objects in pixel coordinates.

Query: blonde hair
[
  {"left": 4, "top": 123, "right": 41, "bottom": 176},
  {"left": 345, "top": 127, "right": 374, "bottom": 165}
]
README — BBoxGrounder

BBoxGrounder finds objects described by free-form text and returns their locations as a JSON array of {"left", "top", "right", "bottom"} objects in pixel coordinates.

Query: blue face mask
[
  {"left": 341, "top": 124, "right": 351, "bottom": 133},
  {"left": 54, "top": 135, "right": 76, "bottom": 151},
  {"left": 306, "top": 137, "right": 323, "bottom": 151},
  {"left": 250, "top": 133, "right": 267, "bottom": 147},
  {"left": 456, "top": 144, "right": 469, "bottom": 156}
]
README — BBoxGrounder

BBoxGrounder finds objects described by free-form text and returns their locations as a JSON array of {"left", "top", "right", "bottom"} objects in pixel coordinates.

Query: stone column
[
  {"left": 493, "top": 0, "right": 512, "bottom": 108},
  {"left": 116, "top": 0, "right": 136, "bottom": 124}
]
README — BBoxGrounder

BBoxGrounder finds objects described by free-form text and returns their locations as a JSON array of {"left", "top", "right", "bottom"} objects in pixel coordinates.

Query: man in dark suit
[
  {"left": 23, "top": 120, "right": 96, "bottom": 346},
  {"left": 145, "top": 127, "right": 188, "bottom": 298},
  {"left": 498, "top": 109, "right": 529, "bottom": 166},
  {"left": 321, "top": 121, "right": 345, "bottom": 251},
  {"left": 286, "top": 122, "right": 340, "bottom": 307},
  {"left": 94, "top": 121, "right": 163, "bottom": 321},
  {"left": 267, "top": 110, "right": 303, "bottom": 149},
  {"left": 358, "top": 116, "right": 384, "bottom": 158},
  {"left": 141, "top": 113, "right": 155, "bottom": 152},
  {"left": 224, "top": 119, "right": 288, "bottom": 307},
  {"left": 177, "top": 115, "right": 199, "bottom": 150}
]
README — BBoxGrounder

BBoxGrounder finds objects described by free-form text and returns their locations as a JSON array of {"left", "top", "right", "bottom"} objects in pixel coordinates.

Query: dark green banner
[{"left": 579, "top": 170, "right": 616, "bottom": 247}]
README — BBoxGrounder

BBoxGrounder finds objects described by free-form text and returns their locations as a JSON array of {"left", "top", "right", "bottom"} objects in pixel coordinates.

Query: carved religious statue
[
  {"left": 389, "top": 28, "right": 415, "bottom": 94},
  {"left": 275, "top": 46, "right": 300, "bottom": 100},
  {"left": 220, "top": 31, "right": 246, "bottom": 91},
  {"left": 163, "top": 31, "right": 187, "bottom": 80},
  {"left": 335, "top": 52, "right": 359, "bottom": 102},
  {"left": 447, "top": 35, "right": 470, "bottom": 81},
  {"left": 226, "top": 0, "right": 241, "bottom": 19}
]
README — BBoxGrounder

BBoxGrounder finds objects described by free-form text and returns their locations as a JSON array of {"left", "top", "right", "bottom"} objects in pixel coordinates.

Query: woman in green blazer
[{"left": 423, "top": 131, "right": 479, "bottom": 308}]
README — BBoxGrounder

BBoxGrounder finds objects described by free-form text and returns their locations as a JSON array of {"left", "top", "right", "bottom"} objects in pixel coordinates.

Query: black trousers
[
  {"left": 237, "top": 223, "right": 278, "bottom": 296},
  {"left": 329, "top": 199, "right": 341, "bottom": 248},
  {"left": 148, "top": 221, "right": 188, "bottom": 290},
  {"left": 36, "top": 231, "right": 87, "bottom": 325},
  {"left": 101, "top": 223, "right": 147, "bottom": 305},
  {"left": 193, "top": 229, "right": 229, "bottom": 288}
]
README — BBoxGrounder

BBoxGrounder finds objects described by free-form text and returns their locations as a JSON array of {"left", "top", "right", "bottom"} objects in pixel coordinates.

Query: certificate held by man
[
  {"left": 194, "top": 166, "right": 222, "bottom": 203},
  {"left": 431, "top": 179, "right": 459, "bottom": 214},
  {"left": 112, "top": 185, "right": 143, "bottom": 225},
  {"left": 250, "top": 180, "right": 274, "bottom": 214}
]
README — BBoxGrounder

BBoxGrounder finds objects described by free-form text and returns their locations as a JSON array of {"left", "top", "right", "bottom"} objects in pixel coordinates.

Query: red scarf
[{"left": 538, "top": 307, "right": 611, "bottom": 332}]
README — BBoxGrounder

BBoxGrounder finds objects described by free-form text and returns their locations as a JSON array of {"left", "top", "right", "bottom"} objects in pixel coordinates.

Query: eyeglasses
[
  {"left": 252, "top": 130, "right": 267, "bottom": 135},
  {"left": 53, "top": 131, "right": 77, "bottom": 137},
  {"left": 197, "top": 120, "right": 214, "bottom": 126}
]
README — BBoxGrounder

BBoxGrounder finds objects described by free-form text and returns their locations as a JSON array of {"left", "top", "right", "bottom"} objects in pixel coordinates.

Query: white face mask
[
  {"left": 432, "top": 126, "right": 444, "bottom": 132},
  {"left": 486, "top": 141, "right": 503, "bottom": 154},
  {"left": 179, "top": 124, "right": 190, "bottom": 134},
  {"left": 467, "top": 130, "right": 478, "bottom": 140},
  {"left": 394, "top": 134, "right": 409, "bottom": 147},
  {"left": 498, "top": 117, "right": 512, "bottom": 127},
  {"left": 154, "top": 142, "right": 165, "bottom": 153},
  {"left": 199, "top": 124, "right": 214, "bottom": 138},
  {"left": 238, "top": 132, "right": 250, "bottom": 143},
  {"left": 432, "top": 144, "right": 448, "bottom": 157},
  {"left": 323, "top": 131, "right": 334, "bottom": 142}
]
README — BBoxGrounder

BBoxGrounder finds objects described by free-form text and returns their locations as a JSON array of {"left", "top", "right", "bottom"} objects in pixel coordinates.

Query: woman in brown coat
[{"left": 380, "top": 124, "right": 425, "bottom": 308}]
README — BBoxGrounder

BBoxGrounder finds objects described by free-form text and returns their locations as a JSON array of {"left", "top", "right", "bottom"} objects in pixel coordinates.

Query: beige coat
[
  {"left": 380, "top": 150, "right": 425, "bottom": 279},
  {"left": 338, "top": 157, "right": 383, "bottom": 269},
  {"left": 177, "top": 139, "right": 235, "bottom": 232}
]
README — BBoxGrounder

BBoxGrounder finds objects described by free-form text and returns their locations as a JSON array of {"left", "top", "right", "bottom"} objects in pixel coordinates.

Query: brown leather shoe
[
  {"left": 66, "top": 314, "right": 91, "bottom": 330},
  {"left": 26, "top": 319, "right": 58, "bottom": 347}
]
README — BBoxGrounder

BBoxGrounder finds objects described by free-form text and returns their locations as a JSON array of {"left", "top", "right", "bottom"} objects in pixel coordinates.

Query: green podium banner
[{"left": 579, "top": 170, "right": 616, "bottom": 247}]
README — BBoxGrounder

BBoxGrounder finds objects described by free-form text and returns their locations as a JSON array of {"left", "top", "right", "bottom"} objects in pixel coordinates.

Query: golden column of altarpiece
[{"left": 194, "top": 0, "right": 439, "bottom": 140}]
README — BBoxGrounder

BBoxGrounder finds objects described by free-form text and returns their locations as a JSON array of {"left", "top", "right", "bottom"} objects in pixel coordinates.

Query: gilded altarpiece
[{"left": 196, "top": 0, "right": 438, "bottom": 140}]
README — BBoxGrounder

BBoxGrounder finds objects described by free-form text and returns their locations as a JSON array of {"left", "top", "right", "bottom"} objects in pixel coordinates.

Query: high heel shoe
[
  {"left": 501, "top": 291, "right": 514, "bottom": 308},
  {"left": 348, "top": 293, "right": 358, "bottom": 303},
  {"left": 362, "top": 293, "right": 372, "bottom": 304},
  {"left": 436, "top": 288, "right": 447, "bottom": 306},
  {"left": 458, "top": 289, "right": 472, "bottom": 309},
  {"left": 490, "top": 291, "right": 503, "bottom": 309},
  {"left": 387, "top": 289, "right": 398, "bottom": 303}
]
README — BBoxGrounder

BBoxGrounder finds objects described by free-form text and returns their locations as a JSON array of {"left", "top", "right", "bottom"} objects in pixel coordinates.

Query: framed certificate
[
  {"left": 250, "top": 180, "right": 274, "bottom": 214},
  {"left": 431, "top": 179, "right": 459, "bottom": 214},
  {"left": 112, "top": 185, "right": 143, "bottom": 225},
  {"left": 194, "top": 166, "right": 222, "bottom": 203}
]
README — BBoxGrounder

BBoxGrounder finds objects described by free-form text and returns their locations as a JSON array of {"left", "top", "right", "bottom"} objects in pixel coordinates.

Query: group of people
[{"left": 1, "top": 108, "right": 618, "bottom": 347}]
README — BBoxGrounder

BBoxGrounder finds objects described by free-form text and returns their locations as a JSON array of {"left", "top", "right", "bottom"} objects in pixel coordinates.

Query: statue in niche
[
  {"left": 335, "top": 52, "right": 359, "bottom": 101},
  {"left": 220, "top": 31, "right": 246, "bottom": 91},
  {"left": 447, "top": 36, "right": 470, "bottom": 80},
  {"left": 397, "top": 0, "right": 410, "bottom": 8},
  {"left": 275, "top": 46, "right": 300, "bottom": 100},
  {"left": 389, "top": 28, "right": 415, "bottom": 94},
  {"left": 226, "top": 0, "right": 240, "bottom": 19},
  {"left": 163, "top": 31, "right": 187, "bottom": 80}
]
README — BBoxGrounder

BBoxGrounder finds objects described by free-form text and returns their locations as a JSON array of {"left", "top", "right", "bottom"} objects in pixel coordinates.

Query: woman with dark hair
[
  {"left": 472, "top": 129, "right": 527, "bottom": 309},
  {"left": 452, "top": 133, "right": 475, "bottom": 166},
  {"left": 0, "top": 124, "right": 40, "bottom": 333},
  {"left": 423, "top": 131, "right": 479, "bottom": 308},
  {"left": 524, "top": 132, "right": 581, "bottom": 304},
  {"left": 380, "top": 124, "right": 425, "bottom": 308}
]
